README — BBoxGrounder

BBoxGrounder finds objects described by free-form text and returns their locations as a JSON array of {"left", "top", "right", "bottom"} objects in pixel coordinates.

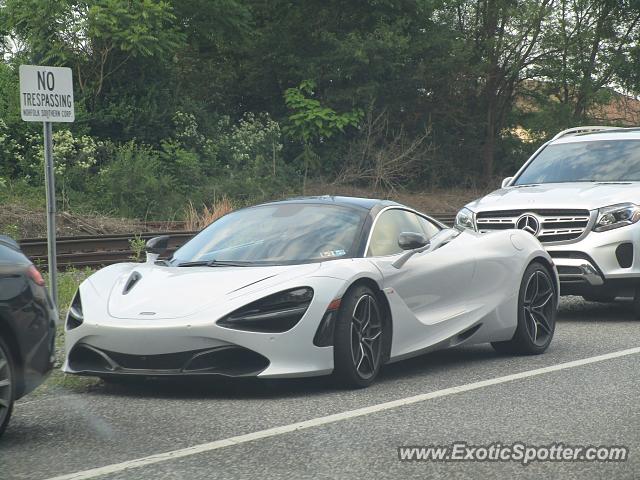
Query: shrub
[{"left": 96, "top": 142, "right": 182, "bottom": 219}]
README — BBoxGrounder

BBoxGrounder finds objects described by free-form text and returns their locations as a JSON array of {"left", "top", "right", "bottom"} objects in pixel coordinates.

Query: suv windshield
[
  {"left": 514, "top": 139, "right": 640, "bottom": 185},
  {"left": 171, "top": 203, "right": 366, "bottom": 265}
]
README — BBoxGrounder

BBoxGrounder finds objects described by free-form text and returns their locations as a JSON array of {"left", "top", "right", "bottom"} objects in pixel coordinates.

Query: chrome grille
[{"left": 475, "top": 209, "right": 592, "bottom": 244}]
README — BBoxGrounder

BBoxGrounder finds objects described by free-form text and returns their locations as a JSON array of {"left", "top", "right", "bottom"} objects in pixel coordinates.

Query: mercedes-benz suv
[{"left": 455, "top": 126, "right": 640, "bottom": 318}]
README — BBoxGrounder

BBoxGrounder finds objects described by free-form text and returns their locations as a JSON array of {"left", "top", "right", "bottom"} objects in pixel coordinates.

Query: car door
[{"left": 366, "top": 208, "right": 477, "bottom": 360}]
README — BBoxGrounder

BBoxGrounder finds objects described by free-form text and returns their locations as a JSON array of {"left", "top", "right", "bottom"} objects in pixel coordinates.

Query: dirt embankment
[
  {"left": 0, "top": 203, "right": 184, "bottom": 239},
  {"left": 1, "top": 186, "right": 485, "bottom": 239}
]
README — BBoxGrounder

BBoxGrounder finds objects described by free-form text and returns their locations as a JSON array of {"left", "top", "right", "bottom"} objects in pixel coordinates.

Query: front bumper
[
  {"left": 546, "top": 223, "right": 640, "bottom": 295},
  {"left": 63, "top": 315, "right": 334, "bottom": 379},
  {"left": 62, "top": 277, "right": 346, "bottom": 379},
  {"left": 550, "top": 256, "right": 605, "bottom": 286}
]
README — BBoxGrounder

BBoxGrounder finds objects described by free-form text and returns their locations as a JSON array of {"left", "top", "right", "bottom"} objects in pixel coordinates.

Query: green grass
[
  {"left": 0, "top": 180, "right": 47, "bottom": 210},
  {"left": 35, "top": 268, "right": 102, "bottom": 395}
]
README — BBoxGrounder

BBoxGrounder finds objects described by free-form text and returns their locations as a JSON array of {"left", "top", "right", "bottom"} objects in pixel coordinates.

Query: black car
[{"left": 0, "top": 235, "right": 57, "bottom": 437}]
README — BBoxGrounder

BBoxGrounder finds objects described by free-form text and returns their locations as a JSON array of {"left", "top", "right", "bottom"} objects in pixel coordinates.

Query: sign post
[
  {"left": 42, "top": 121, "right": 57, "bottom": 306},
  {"left": 19, "top": 65, "right": 75, "bottom": 308}
]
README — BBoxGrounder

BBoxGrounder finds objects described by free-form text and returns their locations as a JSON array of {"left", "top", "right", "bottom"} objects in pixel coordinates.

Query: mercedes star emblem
[{"left": 516, "top": 214, "right": 540, "bottom": 236}]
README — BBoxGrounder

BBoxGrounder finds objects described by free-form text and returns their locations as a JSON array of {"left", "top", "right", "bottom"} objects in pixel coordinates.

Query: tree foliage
[
  {"left": 283, "top": 79, "right": 363, "bottom": 190},
  {"left": 2, "top": 0, "right": 640, "bottom": 217}
]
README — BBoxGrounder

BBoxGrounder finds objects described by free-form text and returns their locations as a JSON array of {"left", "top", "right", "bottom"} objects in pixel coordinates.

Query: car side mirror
[
  {"left": 398, "top": 232, "right": 429, "bottom": 251},
  {"left": 145, "top": 235, "right": 170, "bottom": 263},
  {"left": 392, "top": 228, "right": 460, "bottom": 269},
  {"left": 501, "top": 177, "right": 513, "bottom": 188}
]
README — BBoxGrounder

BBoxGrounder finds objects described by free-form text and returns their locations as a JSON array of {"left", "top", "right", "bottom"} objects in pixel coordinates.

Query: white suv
[{"left": 456, "top": 126, "right": 640, "bottom": 318}]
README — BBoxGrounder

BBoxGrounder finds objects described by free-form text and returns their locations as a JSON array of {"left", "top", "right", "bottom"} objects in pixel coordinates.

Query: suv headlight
[
  {"left": 218, "top": 287, "right": 313, "bottom": 333},
  {"left": 455, "top": 208, "right": 475, "bottom": 230},
  {"left": 593, "top": 203, "right": 640, "bottom": 232}
]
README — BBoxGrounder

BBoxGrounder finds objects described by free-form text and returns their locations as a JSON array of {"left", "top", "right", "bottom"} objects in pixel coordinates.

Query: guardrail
[{"left": 19, "top": 213, "right": 456, "bottom": 269}]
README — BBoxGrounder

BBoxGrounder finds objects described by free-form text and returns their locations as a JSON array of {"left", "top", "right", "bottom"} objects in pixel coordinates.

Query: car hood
[
  {"left": 103, "top": 263, "right": 322, "bottom": 320},
  {"left": 467, "top": 182, "right": 640, "bottom": 212}
]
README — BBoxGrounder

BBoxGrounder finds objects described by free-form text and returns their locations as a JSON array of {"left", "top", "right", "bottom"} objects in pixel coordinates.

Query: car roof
[
  {"left": 257, "top": 195, "right": 402, "bottom": 212},
  {"left": 552, "top": 128, "right": 640, "bottom": 144},
  {"left": 0, "top": 235, "right": 20, "bottom": 252},
  {"left": 0, "top": 236, "right": 29, "bottom": 266}
]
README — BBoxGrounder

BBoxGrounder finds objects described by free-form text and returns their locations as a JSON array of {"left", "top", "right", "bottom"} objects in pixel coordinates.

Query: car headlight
[
  {"left": 593, "top": 203, "right": 640, "bottom": 232},
  {"left": 218, "top": 287, "right": 314, "bottom": 333},
  {"left": 66, "top": 290, "right": 84, "bottom": 330},
  {"left": 455, "top": 208, "right": 475, "bottom": 230}
]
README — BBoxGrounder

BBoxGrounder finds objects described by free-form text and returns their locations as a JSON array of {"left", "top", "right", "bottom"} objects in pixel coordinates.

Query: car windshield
[
  {"left": 171, "top": 203, "right": 367, "bottom": 265},
  {"left": 514, "top": 139, "right": 640, "bottom": 185}
]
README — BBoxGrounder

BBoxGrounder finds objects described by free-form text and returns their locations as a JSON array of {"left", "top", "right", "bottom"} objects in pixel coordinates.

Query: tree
[
  {"left": 436, "top": 0, "right": 555, "bottom": 179},
  {"left": 284, "top": 80, "right": 363, "bottom": 191},
  {"left": 166, "top": 0, "right": 252, "bottom": 120},
  {"left": 3, "top": 0, "right": 185, "bottom": 140},
  {"left": 536, "top": 0, "right": 640, "bottom": 122}
]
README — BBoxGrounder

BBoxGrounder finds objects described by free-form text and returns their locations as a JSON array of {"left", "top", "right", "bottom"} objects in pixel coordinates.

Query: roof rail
[{"left": 551, "top": 126, "right": 621, "bottom": 141}]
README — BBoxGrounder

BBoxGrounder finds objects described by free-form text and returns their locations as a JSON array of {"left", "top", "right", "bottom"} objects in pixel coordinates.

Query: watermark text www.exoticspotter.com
[{"left": 397, "top": 442, "right": 628, "bottom": 466}]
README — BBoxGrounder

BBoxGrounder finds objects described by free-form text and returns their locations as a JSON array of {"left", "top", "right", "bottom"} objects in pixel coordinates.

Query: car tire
[
  {"left": 492, "top": 262, "right": 557, "bottom": 355},
  {"left": 582, "top": 294, "right": 617, "bottom": 303},
  {"left": 0, "top": 336, "right": 15, "bottom": 438},
  {"left": 333, "top": 285, "right": 385, "bottom": 388}
]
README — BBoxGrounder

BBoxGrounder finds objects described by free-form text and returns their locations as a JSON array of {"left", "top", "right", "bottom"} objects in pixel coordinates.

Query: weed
[
  {"left": 129, "top": 235, "right": 147, "bottom": 261},
  {"left": 184, "top": 197, "right": 234, "bottom": 231}
]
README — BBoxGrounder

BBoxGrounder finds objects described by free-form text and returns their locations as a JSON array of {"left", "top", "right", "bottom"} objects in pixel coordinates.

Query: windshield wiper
[{"left": 176, "top": 259, "right": 255, "bottom": 267}]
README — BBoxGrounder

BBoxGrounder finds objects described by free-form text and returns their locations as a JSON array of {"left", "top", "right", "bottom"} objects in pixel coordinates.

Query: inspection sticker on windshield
[{"left": 321, "top": 249, "right": 346, "bottom": 258}]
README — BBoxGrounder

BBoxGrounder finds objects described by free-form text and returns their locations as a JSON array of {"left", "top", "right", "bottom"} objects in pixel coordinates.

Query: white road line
[{"left": 45, "top": 346, "right": 640, "bottom": 480}]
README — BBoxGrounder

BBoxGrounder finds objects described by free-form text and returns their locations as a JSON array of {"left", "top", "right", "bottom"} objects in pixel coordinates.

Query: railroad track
[
  {"left": 19, "top": 231, "right": 198, "bottom": 269},
  {"left": 18, "top": 213, "right": 457, "bottom": 269}
]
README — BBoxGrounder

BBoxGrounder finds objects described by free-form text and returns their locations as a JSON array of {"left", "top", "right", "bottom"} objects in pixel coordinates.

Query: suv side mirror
[
  {"left": 145, "top": 235, "right": 170, "bottom": 263},
  {"left": 398, "top": 232, "right": 429, "bottom": 250},
  {"left": 501, "top": 177, "right": 513, "bottom": 188}
]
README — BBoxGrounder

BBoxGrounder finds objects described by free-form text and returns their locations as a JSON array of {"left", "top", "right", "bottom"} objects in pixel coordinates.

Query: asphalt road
[{"left": 2, "top": 297, "right": 639, "bottom": 480}]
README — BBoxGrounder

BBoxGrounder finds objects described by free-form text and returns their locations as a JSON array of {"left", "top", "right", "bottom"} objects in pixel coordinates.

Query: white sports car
[{"left": 64, "top": 196, "right": 558, "bottom": 387}]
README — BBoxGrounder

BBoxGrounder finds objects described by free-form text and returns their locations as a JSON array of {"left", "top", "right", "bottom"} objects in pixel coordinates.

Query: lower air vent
[
  {"left": 68, "top": 344, "right": 269, "bottom": 377},
  {"left": 68, "top": 344, "right": 115, "bottom": 372},
  {"left": 616, "top": 243, "right": 634, "bottom": 268},
  {"left": 107, "top": 349, "right": 200, "bottom": 370},
  {"left": 557, "top": 266, "right": 583, "bottom": 275},
  {"left": 184, "top": 347, "right": 269, "bottom": 375},
  {"left": 456, "top": 323, "right": 482, "bottom": 342}
]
